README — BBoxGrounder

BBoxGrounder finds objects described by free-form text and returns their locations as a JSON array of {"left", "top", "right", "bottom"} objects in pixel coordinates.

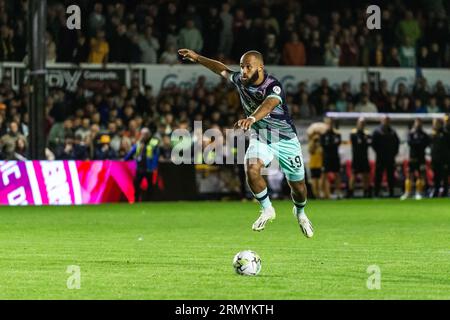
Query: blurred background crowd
[
  {"left": 0, "top": 0, "right": 449, "bottom": 67},
  {"left": 0, "top": 0, "right": 449, "bottom": 198}
]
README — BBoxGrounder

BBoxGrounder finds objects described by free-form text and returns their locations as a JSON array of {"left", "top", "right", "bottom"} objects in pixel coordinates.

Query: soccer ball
[{"left": 232, "top": 250, "right": 262, "bottom": 276}]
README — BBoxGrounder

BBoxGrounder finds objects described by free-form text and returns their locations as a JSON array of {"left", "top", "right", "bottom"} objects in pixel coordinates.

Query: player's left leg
[{"left": 272, "top": 137, "right": 313, "bottom": 238}]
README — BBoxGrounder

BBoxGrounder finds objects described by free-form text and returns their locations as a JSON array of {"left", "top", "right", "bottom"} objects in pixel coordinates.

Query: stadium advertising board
[
  {"left": 0, "top": 161, "right": 135, "bottom": 205},
  {"left": 14, "top": 66, "right": 127, "bottom": 93}
]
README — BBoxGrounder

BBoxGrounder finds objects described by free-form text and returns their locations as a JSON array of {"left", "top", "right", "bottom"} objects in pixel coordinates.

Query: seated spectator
[
  {"left": 355, "top": 94, "right": 378, "bottom": 113},
  {"left": 323, "top": 35, "right": 340, "bottom": 66},
  {"left": 94, "top": 135, "right": 118, "bottom": 160},
  {"left": 160, "top": 44, "right": 180, "bottom": 65},
  {"left": 385, "top": 47, "right": 401, "bottom": 67},
  {"left": 0, "top": 121, "right": 26, "bottom": 160},
  {"left": 159, "top": 135, "right": 173, "bottom": 162},
  {"left": 427, "top": 97, "right": 441, "bottom": 113},
  {"left": 413, "top": 98, "right": 427, "bottom": 113},
  {"left": 282, "top": 32, "right": 306, "bottom": 66},
  {"left": 13, "top": 136, "right": 27, "bottom": 160}
]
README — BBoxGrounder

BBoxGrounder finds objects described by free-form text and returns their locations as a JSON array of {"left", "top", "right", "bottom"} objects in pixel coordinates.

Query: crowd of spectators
[
  {"left": 0, "top": 72, "right": 449, "bottom": 161},
  {"left": 0, "top": 0, "right": 449, "bottom": 68}
]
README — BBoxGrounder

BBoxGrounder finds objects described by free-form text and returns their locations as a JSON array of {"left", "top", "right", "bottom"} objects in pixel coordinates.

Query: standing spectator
[
  {"left": 46, "top": 32, "right": 57, "bottom": 63},
  {"left": 138, "top": 27, "right": 160, "bottom": 64},
  {"left": 395, "top": 11, "right": 421, "bottom": 47},
  {"left": 88, "top": 2, "right": 106, "bottom": 37},
  {"left": 306, "top": 30, "right": 324, "bottom": 66},
  {"left": 372, "top": 116, "right": 400, "bottom": 198},
  {"left": 348, "top": 118, "right": 372, "bottom": 198},
  {"left": 72, "top": 33, "right": 89, "bottom": 63},
  {"left": 218, "top": 2, "right": 233, "bottom": 57},
  {"left": 428, "top": 43, "right": 443, "bottom": 68},
  {"left": 203, "top": 6, "right": 222, "bottom": 58},
  {"left": 320, "top": 117, "right": 342, "bottom": 199},
  {"left": 263, "top": 34, "right": 280, "bottom": 65},
  {"left": 88, "top": 30, "right": 109, "bottom": 64},
  {"left": 109, "top": 24, "right": 132, "bottom": 63},
  {"left": 339, "top": 29, "right": 358, "bottom": 66},
  {"left": 323, "top": 35, "right": 340, "bottom": 66},
  {"left": 0, "top": 25, "right": 14, "bottom": 61},
  {"left": 178, "top": 19, "right": 203, "bottom": 55},
  {"left": 399, "top": 37, "right": 416, "bottom": 67},
  {"left": 282, "top": 32, "right": 306, "bottom": 66}
]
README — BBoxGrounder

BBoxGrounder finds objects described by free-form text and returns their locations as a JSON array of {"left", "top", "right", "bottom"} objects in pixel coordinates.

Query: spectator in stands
[
  {"left": 109, "top": 24, "right": 132, "bottom": 63},
  {"left": 218, "top": 2, "right": 233, "bottom": 57},
  {"left": 178, "top": 19, "right": 203, "bottom": 57},
  {"left": 46, "top": 32, "right": 57, "bottom": 63},
  {"left": 395, "top": 11, "right": 421, "bottom": 47},
  {"left": 282, "top": 32, "right": 306, "bottom": 66},
  {"left": 72, "top": 33, "right": 89, "bottom": 64},
  {"left": 94, "top": 134, "right": 117, "bottom": 160},
  {"left": 385, "top": 47, "right": 401, "bottom": 67},
  {"left": 88, "top": 2, "right": 106, "bottom": 37},
  {"left": 413, "top": 98, "right": 427, "bottom": 113},
  {"left": 138, "top": 26, "right": 160, "bottom": 64},
  {"left": 372, "top": 116, "right": 400, "bottom": 197},
  {"left": 417, "top": 46, "right": 432, "bottom": 68},
  {"left": 339, "top": 29, "right": 358, "bottom": 66},
  {"left": 159, "top": 134, "right": 173, "bottom": 163},
  {"left": 306, "top": 30, "right": 324, "bottom": 66},
  {"left": 0, "top": 121, "right": 26, "bottom": 159},
  {"left": 263, "top": 33, "right": 280, "bottom": 65},
  {"left": 88, "top": 30, "right": 109, "bottom": 64},
  {"left": 13, "top": 136, "right": 27, "bottom": 160},
  {"left": 160, "top": 44, "right": 179, "bottom": 65},
  {"left": 323, "top": 35, "right": 341, "bottom": 66},
  {"left": 0, "top": 25, "right": 14, "bottom": 61},
  {"left": 399, "top": 37, "right": 416, "bottom": 67},
  {"left": 427, "top": 96, "right": 441, "bottom": 113},
  {"left": 355, "top": 94, "right": 378, "bottom": 113},
  {"left": 203, "top": 6, "right": 222, "bottom": 58}
]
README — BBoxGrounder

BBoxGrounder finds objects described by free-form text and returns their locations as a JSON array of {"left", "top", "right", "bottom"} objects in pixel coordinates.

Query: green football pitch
[{"left": 0, "top": 199, "right": 449, "bottom": 300}]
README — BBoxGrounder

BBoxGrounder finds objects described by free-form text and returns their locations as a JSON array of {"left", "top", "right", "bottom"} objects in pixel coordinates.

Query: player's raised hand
[
  {"left": 178, "top": 49, "right": 199, "bottom": 62},
  {"left": 234, "top": 117, "right": 256, "bottom": 131}
]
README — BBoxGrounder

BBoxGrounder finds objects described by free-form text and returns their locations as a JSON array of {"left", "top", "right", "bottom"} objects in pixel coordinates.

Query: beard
[{"left": 242, "top": 71, "right": 260, "bottom": 86}]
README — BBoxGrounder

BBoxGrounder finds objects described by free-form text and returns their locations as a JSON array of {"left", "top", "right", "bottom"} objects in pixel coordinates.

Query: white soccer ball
[{"left": 232, "top": 250, "right": 262, "bottom": 276}]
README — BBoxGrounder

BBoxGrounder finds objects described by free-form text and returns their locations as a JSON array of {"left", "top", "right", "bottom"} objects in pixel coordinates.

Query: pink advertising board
[{"left": 0, "top": 161, "right": 136, "bottom": 205}]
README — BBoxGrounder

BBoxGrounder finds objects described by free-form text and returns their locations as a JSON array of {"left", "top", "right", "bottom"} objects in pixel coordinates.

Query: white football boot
[
  {"left": 252, "top": 206, "right": 276, "bottom": 231},
  {"left": 415, "top": 193, "right": 423, "bottom": 200},
  {"left": 400, "top": 193, "right": 409, "bottom": 200},
  {"left": 293, "top": 207, "right": 314, "bottom": 238}
]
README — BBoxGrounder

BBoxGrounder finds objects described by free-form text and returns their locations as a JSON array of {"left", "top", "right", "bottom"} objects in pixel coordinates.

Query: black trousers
[
  {"left": 134, "top": 170, "right": 153, "bottom": 202},
  {"left": 432, "top": 161, "right": 449, "bottom": 196},
  {"left": 374, "top": 159, "right": 396, "bottom": 197}
]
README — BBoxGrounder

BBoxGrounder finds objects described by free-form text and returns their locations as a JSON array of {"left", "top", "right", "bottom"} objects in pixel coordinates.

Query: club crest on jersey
[{"left": 272, "top": 86, "right": 281, "bottom": 95}]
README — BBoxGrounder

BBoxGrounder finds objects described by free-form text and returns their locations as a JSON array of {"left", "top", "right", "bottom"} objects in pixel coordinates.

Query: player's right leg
[{"left": 244, "top": 139, "right": 276, "bottom": 231}]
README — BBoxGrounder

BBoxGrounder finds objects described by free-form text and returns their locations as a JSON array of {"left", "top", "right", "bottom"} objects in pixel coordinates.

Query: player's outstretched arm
[{"left": 178, "top": 48, "right": 232, "bottom": 79}]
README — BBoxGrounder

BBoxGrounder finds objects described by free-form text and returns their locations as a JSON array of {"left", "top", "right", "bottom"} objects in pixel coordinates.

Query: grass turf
[{"left": 0, "top": 199, "right": 449, "bottom": 300}]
